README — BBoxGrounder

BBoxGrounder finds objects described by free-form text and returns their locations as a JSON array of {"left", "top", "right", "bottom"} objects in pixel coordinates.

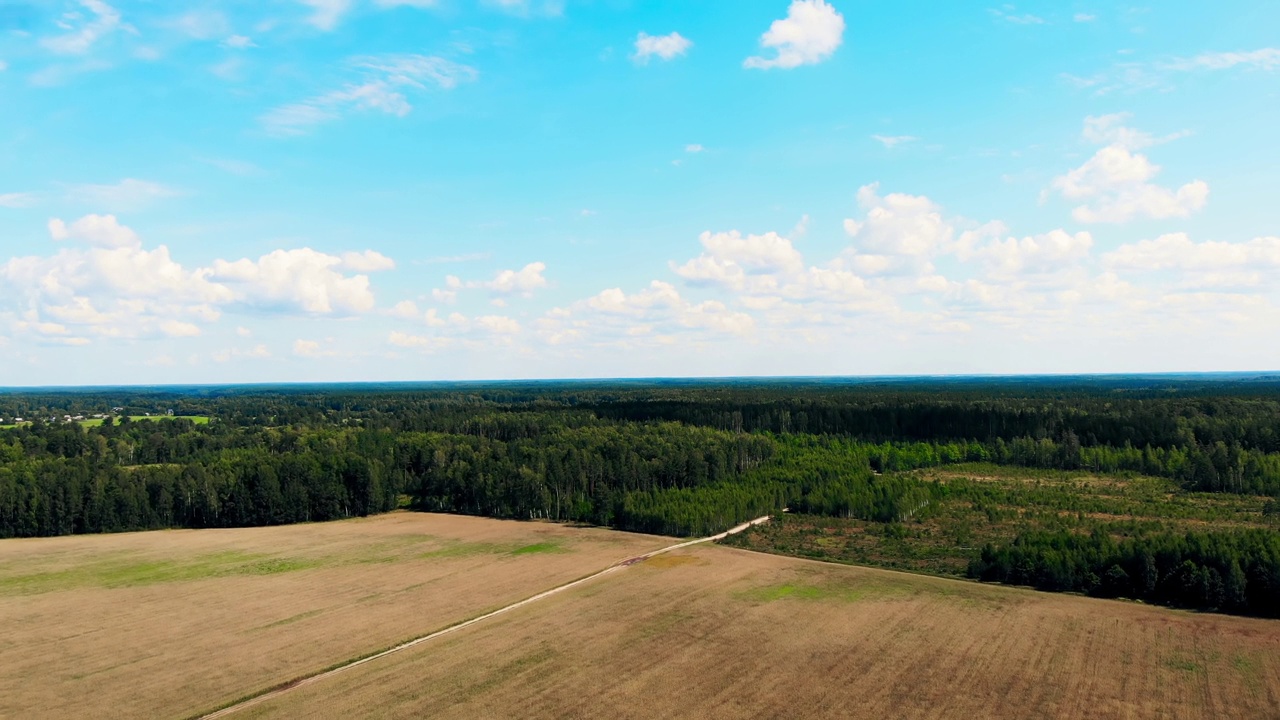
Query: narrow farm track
[{"left": 195, "top": 516, "right": 771, "bottom": 720}]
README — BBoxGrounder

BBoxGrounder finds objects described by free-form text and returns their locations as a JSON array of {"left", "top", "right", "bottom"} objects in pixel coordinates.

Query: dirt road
[{"left": 196, "top": 516, "right": 771, "bottom": 719}]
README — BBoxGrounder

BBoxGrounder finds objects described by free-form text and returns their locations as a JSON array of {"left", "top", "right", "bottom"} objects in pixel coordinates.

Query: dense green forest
[{"left": 2, "top": 376, "right": 1280, "bottom": 616}]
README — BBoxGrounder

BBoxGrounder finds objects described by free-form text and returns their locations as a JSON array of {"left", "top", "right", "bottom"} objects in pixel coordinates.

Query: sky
[{"left": 1, "top": 0, "right": 1279, "bottom": 385}]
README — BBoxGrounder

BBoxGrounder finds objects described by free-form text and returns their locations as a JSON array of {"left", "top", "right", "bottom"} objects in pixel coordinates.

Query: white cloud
[
  {"left": 989, "top": 7, "right": 1046, "bottom": 25},
  {"left": 388, "top": 330, "right": 442, "bottom": 349},
  {"left": 1165, "top": 48, "right": 1280, "bottom": 72},
  {"left": 871, "top": 134, "right": 918, "bottom": 149},
  {"left": 632, "top": 32, "right": 692, "bottom": 64},
  {"left": 213, "top": 344, "right": 271, "bottom": 362},
  {"left": 0, "top": 192, "right": 38, "bottom": 208},
  {"left": 481, "top": 0, "right": 564, "bottom": 17},
  {"left": 299, "top": 0, "right": 353, "bottom": 31},
  {"left": 223, "top": 35, "right": 255, "bottom": 49},
  {"left": 1081, "top": 112, "right": 1188, "bottom": 149},
  {"left": 1, "top": 215, "right": 233, "bottom": 343},
  {"left": 476, "top": 315, "right": 521, "bottom": 334},
  {"left": 464, "top": 262, "right": 549, "bottom": 296},
  {"left": 1049, "top": 116, "right": 1208, "bottom": 223},
  {"left": 389, "top": 300, "right": 420, "bottom": 319},
  {"left": 1074, "top": 13, "right": 1097, "bottom": 22},
  {"left": 685, "top": 144, "right": 704, "bottom": 153},
  {"left": 167, "top": 10, "right": 228, "bottom": 40},
  {"left": 672, "top": 230, "right": 805, "bottom": 291},
  {"left": 1063, "top": 48, "right": 1280, "bottom": 96},
  {"left": 262, "top": 54, "right": 477, "bottom": 136},
  {"left": 236, "top": 326, "right": 252, "bottom": 337},
  {"left": 375, "top": 0, "right": 441, "bottom": 7},
  {"left": 210, "top": 248, "right": 377, "bottom": 314},
  {"left": 1105, "top": 234, "right": 1280, "bottom": 274},
  {"left": 744, "top": 0, "right": 844, "bottom": 70},
  {"left": 42, "top": 0, "right": 125, "bottom": 55},
  {"left": 159, "top": 320, "right": 201, "bottom": 337},
  {"left": 65, "top": 179, "right": 179, "bottom": 211},
  {"left": 843, "top": 183, "right": 953, "bottom": 260},
  {"left": 957, "top": 229, "right": 1095, "bottom": 278},
  {"left": 340, "top": 250, "right": 396, "bottom": 272},
  {"left": 293, "top": 338, "right": 335, "bottom": 357},
  {"left": 549, "top": 280, "right": 755, "bottom": 345},
  {"left": 48, "top": 214, "right": 139, "bottom": 248},
  {"left": 199, "top": 157, "right": 263, "bottom": 176}
]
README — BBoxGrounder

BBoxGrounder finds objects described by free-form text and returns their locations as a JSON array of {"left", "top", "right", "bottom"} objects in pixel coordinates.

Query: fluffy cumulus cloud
[
  {"left": 262, "top": 54, "right": 478, "bottom": 135},
  {"left": 384, "top": 307, "right": 524, "bottom": 353},
  {"left": 536, "top": 280, "right": 755, "bottom": 348},
  {"left": 0, "top": 215, "right": 395, "bottom": 346},
  {"left": 210, "top": 248, "right": 385, "bottom": 314},
  {"left": 956, "top": 229, "right": 1094, "bottom": 278},
  {"left": 48, "top": 214, "right": 139, "bottom": 248},
  {"left": 672, "top": 230, "right": 804, "bottom": 291},
  {"left": 523, "top": 163, "right": 1275, "bottom": 358},
  {"left": 1, "top": 216, "right": 231, "bottom": 344},
  {"left": 340, "top": 250, "right": 396, "bottom": 272},
  {"left": 1049, "top": 116, "right": 1208, "bottom": 223},
  {"left": 842, "top": 183, "right": 953, "bottom": 274},
  {"left": 632, "top": 31, "right": 692, "bottom": 64},
  {"left": 1104, "top": 233, "right": 1280, "bottom": 289},
  {"left": 744, "top": 0, "right": 845, "bottom": 70},
  {"left": 425, "top": 262, "right": 549, "bottom": 304}
]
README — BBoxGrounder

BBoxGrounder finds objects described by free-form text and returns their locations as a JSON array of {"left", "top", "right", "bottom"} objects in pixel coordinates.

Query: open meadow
[{"left": 3, "top": 512, "right": 1279, "bottom": 719}]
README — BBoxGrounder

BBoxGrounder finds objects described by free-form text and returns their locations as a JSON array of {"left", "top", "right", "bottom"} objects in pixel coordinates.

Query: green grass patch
[
  {"left": 736, "top": 574, "right": 912, "bottom": 604},
  {"left": 510, "top": 541, "right": 565, "bottom": 555},
  {"left": 1165, "top": 656, "right": 1202, "bottom": 673},
  {"left": 0, "top": 550, "right": 321, "bottom": 596},
  {"left": 420, "top": 538, "right": 566, "bottom": 559}
]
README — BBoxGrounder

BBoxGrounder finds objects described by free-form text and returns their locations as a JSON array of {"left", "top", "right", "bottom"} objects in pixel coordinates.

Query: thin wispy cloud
[
  {"left": 64, "top": 179, "right": 180, "bottom": 210},
  {"left": 989, "top": 5, "right": 1046, "bottom": 25},
  {"left": 262, "top": 54, "right": 478, "bottom": 136},
  {"left": 872, "top": 135, "right": 918, "bottom": 149},
  {"left": 1063, "top": 47, "right": 1280, "bottom": 94},
  {"left": 0, "top": 192, "right": 39, "bottom": 208},
  {"left": 41, "top": 0, "right": 128, "bottom": 55}
]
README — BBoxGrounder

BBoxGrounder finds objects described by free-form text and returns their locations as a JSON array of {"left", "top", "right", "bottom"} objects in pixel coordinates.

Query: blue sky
[{"left": 1, "top": 0, "right": 1279, "bottom": 384}]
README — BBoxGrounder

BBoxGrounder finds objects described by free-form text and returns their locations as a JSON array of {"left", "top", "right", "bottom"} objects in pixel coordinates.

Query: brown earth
[
  {"left": 0, "top": 512, "right": 670, "bottom": 719},
  {"left": 240, "top": 543, "right": 1280, "bottom": 720},
  {"left": 7, "top": 513, "right": 1280, "bottom": 720}
]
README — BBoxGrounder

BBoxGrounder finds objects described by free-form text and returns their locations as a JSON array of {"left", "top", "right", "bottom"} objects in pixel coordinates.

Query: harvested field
[
  {"left": 0, "top": 512, "right": 669, "bottom": 719},
  {"left": 240, "top": 543, "right": 1280, "bottom": 720}
]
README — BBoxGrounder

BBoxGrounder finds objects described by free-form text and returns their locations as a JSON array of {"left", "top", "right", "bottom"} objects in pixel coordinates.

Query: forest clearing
[{"left": 3, "top": 512, "right": 1279, "bottom": 719}]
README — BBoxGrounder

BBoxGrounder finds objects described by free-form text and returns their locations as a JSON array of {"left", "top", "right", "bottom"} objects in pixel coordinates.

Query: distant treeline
[{"left": 969, "top": 528, "right": 1280, "bottom": 617}]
